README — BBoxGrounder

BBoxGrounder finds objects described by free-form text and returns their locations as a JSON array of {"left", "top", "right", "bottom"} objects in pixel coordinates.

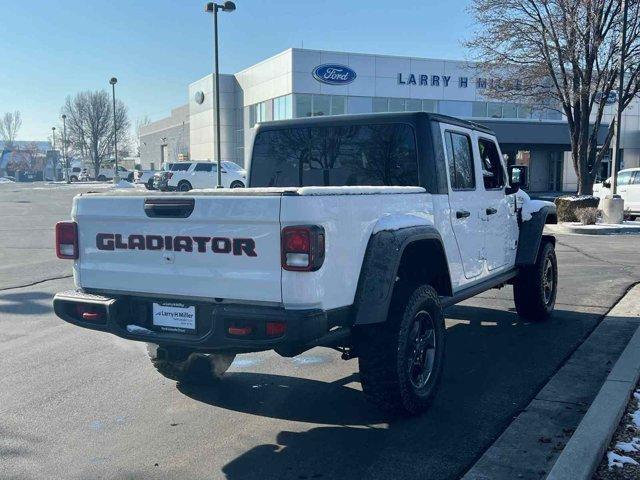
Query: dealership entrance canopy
[{"left": 140, "top": 48, "right": 639, "bottom": 192}]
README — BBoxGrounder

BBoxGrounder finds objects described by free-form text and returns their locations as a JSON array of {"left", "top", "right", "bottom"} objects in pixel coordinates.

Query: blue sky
[{"left": 1, "top": 0, "right": 474, "bottom": 141}]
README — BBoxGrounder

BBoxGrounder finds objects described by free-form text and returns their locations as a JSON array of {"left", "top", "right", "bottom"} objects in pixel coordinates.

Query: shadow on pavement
[
  {"left": 0, "top": 291, "right": 52, "bottom": 315},
  {"left": 177, "top": 304, "right": 604, "bottom": 480}
]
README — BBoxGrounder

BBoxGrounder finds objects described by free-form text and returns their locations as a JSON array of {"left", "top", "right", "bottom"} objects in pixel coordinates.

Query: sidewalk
[{"left": 463, "top": 284, "right": 640, "bottom": 480}]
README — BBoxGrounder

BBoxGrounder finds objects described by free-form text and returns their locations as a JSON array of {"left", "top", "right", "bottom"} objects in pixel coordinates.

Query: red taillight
[
  {"left": 55, "top": 221, "right": 78, "bottom": 259},
  {"left": 281, "top": 225, "right": 325, "bottom": 272},
  {"left": 266, "top": 321, "right": 286, "bottom": 337}
]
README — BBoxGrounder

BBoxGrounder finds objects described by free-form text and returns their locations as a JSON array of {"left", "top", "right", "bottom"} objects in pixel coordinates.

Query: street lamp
[
  {"left": 109, "top": 77, "right": 120, "bottom": 183},
  {"left": 205, "top": 1, "right": 235, "bottom": 188},
  {"left": 52, "top": 127, "right": 57, "bottom": 181},
  {"left": 61, "top": 114, "right": 69, "bottom": 183}
]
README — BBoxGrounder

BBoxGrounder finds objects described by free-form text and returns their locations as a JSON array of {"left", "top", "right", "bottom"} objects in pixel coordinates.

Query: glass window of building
[
  {"left": 373, "top": 97, "right": 388, "bottom": 113},
  {"left": 295, "top": 94, "right": 313, "bottom": 118},
  {"left": 388, "top": 98, "right": 405, "bottom": 112},
  {"left": 405, "top": 99, "right": 422, "bottom": 112},
  {"left": 251, "top": 123, "right": 419, "bottom": 187},
  {"left": 274, "top": 95, "right": 293, "bottom": 121},
  {"left": 331, "top": 96, "right": 346, "bottom": 115},
  {"left": 313, "top": 95, "right": 331, "bottom": 116},
  {"left": 472, "top": 102, "right": 487, "bottom": 118},
  {"left": 422, "top": 100, "right": 438, "bottom": 112},
  {"left": 439, "top": 101, "right": 473, "bottom": 117},
  {"left": 502, "top": 104, "right": 517, "bottom": 119},
  {"left": 347, "top": 96, "right": 373, "bottom": 114},
  {"left": 517, "top": 105, "right": 532, "bottom": 119},
  {"left": 487, "top": 103, "right": 502, "bottom": 118}
]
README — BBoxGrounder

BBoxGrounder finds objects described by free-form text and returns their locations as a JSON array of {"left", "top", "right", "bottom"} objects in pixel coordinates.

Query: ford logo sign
[{"left": 312, "top": 64, "right": 357, "bottom": 85}]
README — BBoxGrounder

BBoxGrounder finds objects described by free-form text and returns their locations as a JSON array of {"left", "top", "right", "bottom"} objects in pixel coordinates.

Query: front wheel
[
  {"left": 513, "top": 241, "right": 558, "bottom": 321},
  {"left": 146, "top": 344, "right": 235, "bottom": 384},
  {"left": 355, "top": 284, "right": 445, "bottom": 416}
]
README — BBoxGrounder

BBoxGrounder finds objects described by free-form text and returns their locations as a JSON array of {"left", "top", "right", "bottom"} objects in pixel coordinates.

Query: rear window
[
  {"left": 194, "top": 163, "right": 215, "bottom": 172},
  {"left": 250, "top": 123, "right": 419, "bottom": 187}
]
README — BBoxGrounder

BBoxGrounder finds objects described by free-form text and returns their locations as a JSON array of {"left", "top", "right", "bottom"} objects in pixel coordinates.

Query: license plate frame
[{"left": 152, "top": 302, "right": 196, "bottom": 334}]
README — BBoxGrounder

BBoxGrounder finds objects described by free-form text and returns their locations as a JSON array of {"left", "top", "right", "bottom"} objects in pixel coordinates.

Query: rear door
[
  {"left": 191, "top": 162, "right": 216, "bottom": 188},
  {"left": 74, "top": 193, "right": 283, "bottom": 303},
  {"left": 441, "top": 125, "right": 484, "bottom": 279}
]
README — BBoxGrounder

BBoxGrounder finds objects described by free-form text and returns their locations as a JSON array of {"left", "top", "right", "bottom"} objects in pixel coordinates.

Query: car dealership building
[{"left": 140, "top": 47, "right": 640, "bottom": 192}]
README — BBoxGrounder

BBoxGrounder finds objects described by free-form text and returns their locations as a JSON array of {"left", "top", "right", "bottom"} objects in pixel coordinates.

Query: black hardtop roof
[{"left": 256, "top": 111, "right": 495, "bottom": 135}]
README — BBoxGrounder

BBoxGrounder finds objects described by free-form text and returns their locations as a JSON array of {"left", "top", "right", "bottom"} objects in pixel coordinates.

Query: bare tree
[
  {"left": 135, "top": 115, "right": 151, "bottom": 157},
  {"left": 61, "top": 90, "right": 131, "bottom": 178},
  {"left": 467, "top": 0, "right": 640, "bottom": 195},
  {"left": 0, "top": 111, "right": 22, "bottom": 149}
]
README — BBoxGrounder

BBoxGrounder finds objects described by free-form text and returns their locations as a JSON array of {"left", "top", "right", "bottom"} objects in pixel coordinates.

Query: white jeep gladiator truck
[{"left": 53, "top": 112, "right": 558, "bottom": 415}]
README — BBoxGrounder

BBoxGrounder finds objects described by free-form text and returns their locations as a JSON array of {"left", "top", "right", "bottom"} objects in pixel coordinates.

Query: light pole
[
  {"left": 62, "top": 114, "right": 69, "bottom": 183},
  {"left": 110, "top": 77, "right": 120, "bottom": 183},
  {"left": 611, "top": 0, "right": 629, "bottom": 197},
  {"left": 51, "top": 127, "right": 57, "bottom": 181},
  {"left": 205, "top": 1, "right": 235, "bottom": 188}
]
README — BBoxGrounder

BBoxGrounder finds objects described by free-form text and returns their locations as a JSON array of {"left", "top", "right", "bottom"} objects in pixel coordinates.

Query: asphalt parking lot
[{"left": 1, "top": 182, "right": 640, "bottom": 480}]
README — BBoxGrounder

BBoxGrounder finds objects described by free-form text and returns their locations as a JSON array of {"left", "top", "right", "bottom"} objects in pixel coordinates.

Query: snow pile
[
  {"left": 0, "top": 177, "right": 15, "bottom": 184},
  {"left": 126, "top": 324, "right": 152, "bottom": 334},
  {"left": 373, "top": 212, "right": 432, "bottom": 233},
  {"left": 111, "top": 180, "right": 135, "bottom": 189},
  {"left": 604, "top": 388, "right": 640, "bottom": 471},
  {"left": 608, "top": 451, "right": 639, "bottom": 469},
  {"left": 297, "top": 186, "right": 425, "bottom": 196},
  {"left": 514, "top": 189, "right": 554, "bottom": 221}
]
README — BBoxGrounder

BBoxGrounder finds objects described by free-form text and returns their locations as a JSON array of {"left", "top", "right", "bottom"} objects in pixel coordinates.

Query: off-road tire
[
  {"left": 230, "top": 181, "right": 245, "bottom": 189},
  {"left": 513, "top": 241, "right": 558, "bottom": 321},
  {"left": 146, "top": 344, "right": 235, "bottom": 384},
  {"left": 178, "top": 181, "right": 192, "bottom": 192},
  {"left": 355, "top": 284, "right": 445, "bottom": 416}
]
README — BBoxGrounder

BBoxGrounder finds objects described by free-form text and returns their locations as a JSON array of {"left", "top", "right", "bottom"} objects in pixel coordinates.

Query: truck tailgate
[{"left": 74, "top": 194, "right": 282, "bottom": 303}]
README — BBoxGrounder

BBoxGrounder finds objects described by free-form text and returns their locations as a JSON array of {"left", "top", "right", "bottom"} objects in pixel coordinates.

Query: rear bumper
[{"left": 53, "top": 290, "right": 333, "bottom": 354}]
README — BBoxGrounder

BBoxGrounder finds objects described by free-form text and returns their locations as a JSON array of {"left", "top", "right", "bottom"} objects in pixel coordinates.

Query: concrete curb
[
  {"left": 546, "top": 288, "right": 640, "bottom": 480},
  {"left": 545, "top": 224, "right": 640, "bottom": 235}
]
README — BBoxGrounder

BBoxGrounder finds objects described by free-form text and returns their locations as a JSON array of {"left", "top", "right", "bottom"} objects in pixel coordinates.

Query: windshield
[
  {"left": 222, "top": 161, "right": 244, "bottom": 172},
  {"left": 250, "top": 123, "right": 419, "bottom": 187}
]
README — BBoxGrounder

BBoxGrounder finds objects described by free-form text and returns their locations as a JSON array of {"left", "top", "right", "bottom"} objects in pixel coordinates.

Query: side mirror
[
  {"left": 603, "top": 180, "right": 611, "bottom": 188},
  {"left": 507, "top": 165, "right": 529, "bottom": 193}
]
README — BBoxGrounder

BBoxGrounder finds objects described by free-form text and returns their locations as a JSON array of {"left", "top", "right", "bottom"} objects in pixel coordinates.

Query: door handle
[
  {"left": 456, "top": 210, "right": 471, "bottom": 219},
  {"left": 486, "top": 207, "right": 498, "bottom": 215}
]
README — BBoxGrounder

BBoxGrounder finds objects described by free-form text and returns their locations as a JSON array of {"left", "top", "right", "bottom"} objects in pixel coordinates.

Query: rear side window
[
  {"left": 171, "top": 163, "right": 191, "bottom": 171},
  {"left": 194, "top": 163, "right": 214, "bottom": 172},
  {"left": 478, "top": 138, "right": 505, "bottom": 190},
  {"left": 250, "top": 123, "right": 419, "bottom": 187},
  {"left": 445, "top": 131, "right": 475, "bottom": 190}
]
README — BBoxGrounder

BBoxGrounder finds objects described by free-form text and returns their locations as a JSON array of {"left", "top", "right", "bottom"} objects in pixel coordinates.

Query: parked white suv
[
  {"left": 594, "top": 167, "right": 640, "bottom": 218},
  {"left": 165, "top": 161, "right": 246, "bottom": 191}
]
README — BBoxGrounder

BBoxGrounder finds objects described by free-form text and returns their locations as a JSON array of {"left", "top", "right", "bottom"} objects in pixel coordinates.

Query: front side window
[
  {"left": 194, "top": 163, "right": 214, "bottom": 172},
  {"left": 478, "top": 138, "right": 505, "bottom": 190},
  {"left": 618, "top": 170, "right": 633, "bottom": 185},
  {"left": 251, "top": 123, "right": 419, "bottom": 187},
  {"left": 445, "top": 131, "right": 475, "bottom": 190}
]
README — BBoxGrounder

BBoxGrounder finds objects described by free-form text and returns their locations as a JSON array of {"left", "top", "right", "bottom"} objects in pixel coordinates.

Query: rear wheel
[
  {"left": 513, "top": 241, "right": 558, "bottom": 321},
  {"left": 355, "top": 284, "right": 445, "bottom": 416},
  {"left": 178, "top": 181, "right": 192, "bottom": 192},
  {"left": 69, "top": 175, "right": 78, "bottom": 182},
  {"left": 230, "top": 180, "right": 245, "bottom": 189},
  {"left": 146, "top": 344, "right": 235, "bottom": 384}
]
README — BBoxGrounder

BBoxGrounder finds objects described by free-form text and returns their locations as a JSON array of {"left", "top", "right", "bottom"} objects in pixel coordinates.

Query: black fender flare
[
  {"left": 351, "top": 225, "right": 452, "bottom": 325},
  {"left": 516, "top": 205, "right": 557, "bottom": 266}
]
